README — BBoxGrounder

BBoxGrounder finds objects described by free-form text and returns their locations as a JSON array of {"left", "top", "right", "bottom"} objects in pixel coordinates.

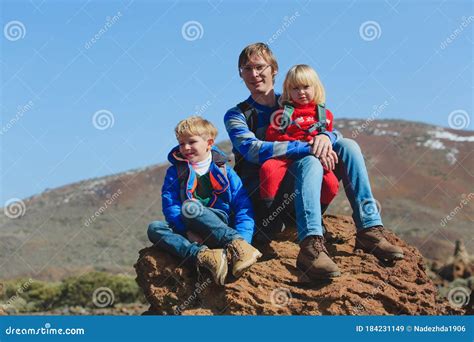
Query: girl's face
[
  {"left": 289, "top": 84, "right": 315, "bottom": 106},
  {"left": 178, "top": 135, "right": 212, "bottom": 163}
]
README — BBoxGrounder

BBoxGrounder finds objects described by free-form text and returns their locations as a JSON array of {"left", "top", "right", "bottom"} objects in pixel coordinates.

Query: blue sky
[{"left": 0, "top": 0, "right": 472, "bottom": 203}]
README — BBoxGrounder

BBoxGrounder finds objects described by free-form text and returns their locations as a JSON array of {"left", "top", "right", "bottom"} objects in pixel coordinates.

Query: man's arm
[{"left": 224, "top": 108, "right": 312, "bottom": 164}]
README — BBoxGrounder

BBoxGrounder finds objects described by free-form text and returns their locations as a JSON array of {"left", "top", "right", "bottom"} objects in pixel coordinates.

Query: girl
[{"left": 260, "top": 64, "right": 339, "bottom": 209}]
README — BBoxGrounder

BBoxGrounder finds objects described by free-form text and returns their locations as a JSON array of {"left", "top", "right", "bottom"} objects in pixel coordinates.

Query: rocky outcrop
[{"left": 135, "top": 215, "right": 457, "bottom": 315}]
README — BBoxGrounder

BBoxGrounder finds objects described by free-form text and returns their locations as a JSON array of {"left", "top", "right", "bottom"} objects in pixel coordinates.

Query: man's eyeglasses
[{"left": 240, "top": 64, "right": 270, "bottom": 75}]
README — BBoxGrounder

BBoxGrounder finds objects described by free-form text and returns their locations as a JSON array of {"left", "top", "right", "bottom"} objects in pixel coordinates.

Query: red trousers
[{"left": 259, "top": 158, "right": 339, "bottom": 205}]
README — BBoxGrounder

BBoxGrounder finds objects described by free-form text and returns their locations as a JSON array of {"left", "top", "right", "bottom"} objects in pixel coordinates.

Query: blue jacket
[{"left": 161, "top": 146, "right": 255, "bottom": 243}]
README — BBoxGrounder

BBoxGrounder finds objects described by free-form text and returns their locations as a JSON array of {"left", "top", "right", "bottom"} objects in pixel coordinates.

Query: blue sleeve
[
  {"left": 227, "top": 166, "right": 255, "bottom": 243},
  {"left": 224, "top": 108, "right": 311, "bottom": 164},
  {"left": 319, "top": 129, "right": 343, "bottom": 145},
  {"left": 161, "top": 166, "right": 186, "bottom": 234}
]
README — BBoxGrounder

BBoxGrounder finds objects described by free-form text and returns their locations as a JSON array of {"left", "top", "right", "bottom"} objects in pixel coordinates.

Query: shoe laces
[{"left": 309, "top": 236, "right": 329, "bottom": 255}]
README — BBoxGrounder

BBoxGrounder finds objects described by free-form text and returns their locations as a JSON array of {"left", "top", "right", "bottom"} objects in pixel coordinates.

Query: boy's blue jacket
[{"left": 161, "top": 146, "right": 255, "bottom": 243}]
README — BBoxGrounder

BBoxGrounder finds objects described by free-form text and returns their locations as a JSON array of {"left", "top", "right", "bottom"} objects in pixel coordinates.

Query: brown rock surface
[{"left": 135, "top": 215, "right": 455, "bottom": 315}]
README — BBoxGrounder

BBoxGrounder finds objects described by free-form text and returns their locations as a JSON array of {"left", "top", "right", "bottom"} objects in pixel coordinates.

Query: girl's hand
[
  {"left": 310, "top": 134, "right": 332, "bottom": 158},
  {"left": 319, "top": 150, "right": 338, "bottom": 171},
  {"left": 186, "top": 231, "right": 204, "bottom": 244}
]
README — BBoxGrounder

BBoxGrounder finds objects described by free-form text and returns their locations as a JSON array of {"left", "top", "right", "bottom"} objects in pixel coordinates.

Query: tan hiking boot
[
  {"left": 355, "top": 226, "right": 404, "bottom": 261},
  {"left": 196, "top": 248, "right": 228, "bottom": 285},
  {"left": 227, "top": 239, "right": 262, "bottom": 278},
  {"left": 296, "top": 235, "right": 341, "bottom": 280}
]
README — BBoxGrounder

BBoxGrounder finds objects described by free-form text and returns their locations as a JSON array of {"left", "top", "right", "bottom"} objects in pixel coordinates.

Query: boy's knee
[{"left": 147, "top": 221, "right": 170, "bottom": 241}]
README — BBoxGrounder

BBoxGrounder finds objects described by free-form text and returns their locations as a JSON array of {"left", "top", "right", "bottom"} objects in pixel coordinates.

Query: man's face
[{"left": 240, "top": 54, "right": 275, "bottom": 97}]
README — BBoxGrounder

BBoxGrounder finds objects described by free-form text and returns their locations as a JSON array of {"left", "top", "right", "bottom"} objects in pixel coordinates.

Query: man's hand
[
  {"left": 320, "top": 150, "right": 338, "bottom": 170},
  {"left": 186, "top": 231, "right": 204, "bottom": 244},
  {"left": 310, "top": 134, "right": 332, "bottom": 158}
]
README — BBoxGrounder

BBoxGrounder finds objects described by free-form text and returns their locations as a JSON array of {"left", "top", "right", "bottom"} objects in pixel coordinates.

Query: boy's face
[
  {"left": 240, "top": 53, "right": 276, "bottom": 97},
  {"left": 178, "top": 135, "right": 213, "bottom": 163}
]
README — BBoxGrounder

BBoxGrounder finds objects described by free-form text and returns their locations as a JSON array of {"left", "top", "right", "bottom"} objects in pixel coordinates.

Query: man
[{"left": 224, "top": 42, "right": 404, "bottom": 280}]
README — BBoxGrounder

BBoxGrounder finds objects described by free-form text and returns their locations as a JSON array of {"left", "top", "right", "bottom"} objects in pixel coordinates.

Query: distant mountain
[{"left": 1, "top": 119, "right": 473, "bottom": 280}]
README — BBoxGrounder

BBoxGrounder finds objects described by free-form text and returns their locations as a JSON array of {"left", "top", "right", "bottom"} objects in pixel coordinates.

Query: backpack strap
[
  {"left": 306, "top": 103, "right": 328, "bottom": 135},
  {"left": 279, "top": 103, "right": 294, "bottom": 134},
  {"left": 237, "top": 101, "right": 258, "bottom": 134}
]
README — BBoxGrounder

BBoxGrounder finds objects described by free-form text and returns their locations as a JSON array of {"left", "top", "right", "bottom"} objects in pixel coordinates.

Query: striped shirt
[{"left": 224, "top": 95, "right": 340, "bottom": 167}]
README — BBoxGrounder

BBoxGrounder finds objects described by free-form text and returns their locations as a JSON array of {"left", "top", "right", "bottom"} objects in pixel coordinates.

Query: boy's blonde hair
[
  {"left": 174, "top": 116, "right": 218, "bottom": 140},
  {"left": 238, "top": 42, "right": 279, "bottom": 82},
  {"left": 280, "top": 64, "right": 326, "bottom": 105}
]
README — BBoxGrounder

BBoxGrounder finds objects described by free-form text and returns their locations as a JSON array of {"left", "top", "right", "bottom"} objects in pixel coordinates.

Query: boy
[{"left": 148, "top": 116, "right": 262, "bottom": 285}]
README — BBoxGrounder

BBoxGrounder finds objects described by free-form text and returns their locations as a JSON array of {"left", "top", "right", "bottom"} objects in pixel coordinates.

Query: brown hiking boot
[
  {"left": 296, "top": 235, "right": 341, "bottom": 280},
  {"left": 355, "top": 226, "right": 404, "bottom": 261},
  {"left": 196, "top": 248, "right": 228, "bottom": 285},
  {"left": 227, "top": 239, "right": 262, "bottom": 278}
]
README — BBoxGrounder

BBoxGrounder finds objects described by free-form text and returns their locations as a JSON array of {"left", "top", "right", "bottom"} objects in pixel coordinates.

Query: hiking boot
[
  {"left": 227, "top": 239, "right": 262, "bottom": 278},
  {"left": 355, "top": 226, "right": 404, "bottom": 261},
  {"left": 296, "top": 235, "right": 341, "bottom": 279},
  {"left": 196, "top": 248, "right": 228, "bottom": 285}
]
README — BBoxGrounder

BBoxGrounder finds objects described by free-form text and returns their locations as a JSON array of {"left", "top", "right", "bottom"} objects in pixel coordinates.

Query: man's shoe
[
  {"left": 196, "top": 248, "right": 228, "bottom": 285},
  {"left": 355, "top": 226, "right": 404, "bottom": 261},
  {"left": 296, "top": 235, "right": 341, "bottom": 280},
  {"left": 227, "top": 239, "right": 262, "bottom": 278}
]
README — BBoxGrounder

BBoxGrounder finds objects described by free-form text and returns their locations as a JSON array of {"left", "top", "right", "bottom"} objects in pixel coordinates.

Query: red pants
[{"left": 259, "top": 158, "right": 339, "bottom": 205}]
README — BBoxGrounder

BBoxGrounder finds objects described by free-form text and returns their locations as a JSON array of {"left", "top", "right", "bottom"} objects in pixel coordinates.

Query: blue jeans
[
  {"left": 265, "top": 138, "right": 383, "bottom": 242},
  {"left": 147, "top": 207, "right": 242, "bottom": 264}
]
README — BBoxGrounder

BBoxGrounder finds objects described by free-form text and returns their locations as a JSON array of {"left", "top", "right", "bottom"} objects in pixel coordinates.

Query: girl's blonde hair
[
  {"left": 280, "top": 64, "right": 325, "bottom": 105},
  {"left": 175, "top": 116, "right": 218, "bottom": 140}
]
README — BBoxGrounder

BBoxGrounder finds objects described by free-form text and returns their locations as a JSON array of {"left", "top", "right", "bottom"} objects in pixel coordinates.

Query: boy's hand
[
  {"left": 320, "top": 150, "right": 338, "bottom": 170},
  {"left": 186, "top": 231, "right": 204, "bottom": 244},
  {"left": 310, "top": 134, "right": 332, "bottom": 158}
]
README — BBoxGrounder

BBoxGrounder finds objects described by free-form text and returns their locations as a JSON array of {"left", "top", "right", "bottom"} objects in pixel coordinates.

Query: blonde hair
[
  {"left": 174, "top": 116, "right": 218, "bottom": 140},
  {"left": 281, "top": 64, "right": 325, "bottom": 105},
  {"left": 238, "top": 42, "right": 279, "bottom": 82}
]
